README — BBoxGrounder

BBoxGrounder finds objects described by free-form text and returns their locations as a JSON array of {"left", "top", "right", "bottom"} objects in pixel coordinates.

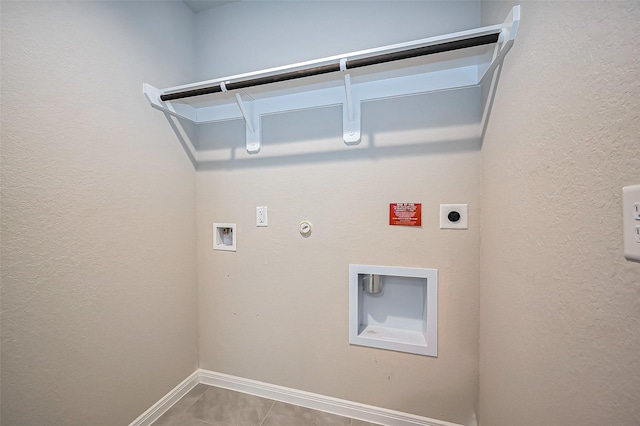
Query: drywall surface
[
  {"left": 195, "top": 0, "right": 482, "bottom": 80},
  {"left": 1, "top": 2, "right": 198, "bottom": 425},
  {"left": 479, "top": 2, "right": 640, "bottom": 425},
  {"left": 195, "top": 2, "right": 482, "bottom": 424}
]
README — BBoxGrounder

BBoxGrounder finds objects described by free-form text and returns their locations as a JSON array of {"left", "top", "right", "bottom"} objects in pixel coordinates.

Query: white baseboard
[
  {"left": 198, "top": 369, "right": 463, "bottom": 426},
  {"left": 128, "top": 370, "right": 200, "bottom": 426}
]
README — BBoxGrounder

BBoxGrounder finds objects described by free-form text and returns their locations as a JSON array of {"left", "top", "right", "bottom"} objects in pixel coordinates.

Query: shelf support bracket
[
  {"left": 341, "top": 59, "right": 361, "bottom": 145},
  {"left": 234, "top": 92, "right": 261, "bottom": 154},
  {"left": 143, "top": 83, "right": 198, "bottom": 123},
  {"left": 478, "top": 5, "right": 520, "bottom": 85}
]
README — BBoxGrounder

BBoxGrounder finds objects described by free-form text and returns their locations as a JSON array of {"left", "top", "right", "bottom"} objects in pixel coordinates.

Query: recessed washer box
[
  {"left": 213, "top": 223, "right": 236, "bottom": 252},
  {"left": 349, "top": 264, "right": 438, "bottom": 357}
]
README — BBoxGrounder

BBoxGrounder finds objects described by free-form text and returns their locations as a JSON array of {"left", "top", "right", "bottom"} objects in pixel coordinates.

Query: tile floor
[{"left": 151, "top": 384, "right": 380, "bottom": 426}]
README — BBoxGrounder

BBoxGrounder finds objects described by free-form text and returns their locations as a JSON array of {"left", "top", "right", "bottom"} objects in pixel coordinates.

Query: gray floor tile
[
  {"left": 261, "top": 401, "right": 352, "bottom": 426},
  {"left": 151, "top": 385, "right": 386, "bottom": 426},
  {"left": 187, "top": 386, "right": 274, "bottom": 426},
  {"left": 153, "top": 412, "right": 213, "bottom": 426},
  {"left": 351, "top": 420, "right": 381, "bottom": 426},
  {"left": 152, "top": 384, "right": 210, "bottom": 426}
]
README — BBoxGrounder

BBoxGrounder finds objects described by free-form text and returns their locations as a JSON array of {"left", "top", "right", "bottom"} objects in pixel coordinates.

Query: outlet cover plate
[
  {"left": 623, "top": 185, "right": 640, "bottom": 261},
  {"left": 256, "top": 206, "right": 268, "bottom": 227}
]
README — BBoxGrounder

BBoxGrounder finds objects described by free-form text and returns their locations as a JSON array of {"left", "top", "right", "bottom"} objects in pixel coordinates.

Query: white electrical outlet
[
  {"left": 622, "top": 185, "right": 640, "bottom": 261},
  {"left": 440, "top": 204, "right": 468, "bottom": 229},
  {"left": 256, "top": 206, "right": 268, "bottom": 227}
]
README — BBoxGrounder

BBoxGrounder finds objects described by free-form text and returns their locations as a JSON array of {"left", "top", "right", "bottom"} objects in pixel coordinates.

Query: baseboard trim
[
  {"left": 198, "top": 369, "right": 462, "bottom": 426},
  {"left": 128, "top": 370, "right": 200, "bottom": 426}
]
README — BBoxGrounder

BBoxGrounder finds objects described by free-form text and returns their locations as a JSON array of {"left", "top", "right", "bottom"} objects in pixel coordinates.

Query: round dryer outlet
[{"left": 440, "top": 204, "right": 468, "bottom": 229}]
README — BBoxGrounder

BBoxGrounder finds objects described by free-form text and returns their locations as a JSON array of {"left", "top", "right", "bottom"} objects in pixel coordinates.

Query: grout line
[
  {"left": 258, "top": 400, "right": 276, "bottom": 426},
  {"left": 196, "top": 418, "right": 216, "bottom": 426}
]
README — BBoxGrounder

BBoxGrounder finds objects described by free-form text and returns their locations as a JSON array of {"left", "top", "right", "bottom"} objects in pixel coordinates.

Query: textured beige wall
[
  {"left": 196, "top": 109, "right": 481, "bottom": 425},
  {"left": 1, "top": 2, "right": 199, "bottom": 425},
  {"left": 195, "top": 3, "right": 482, "bottom": 424},
  {"left": 479, "top": 2, "right": 640, "bottom": 425}
]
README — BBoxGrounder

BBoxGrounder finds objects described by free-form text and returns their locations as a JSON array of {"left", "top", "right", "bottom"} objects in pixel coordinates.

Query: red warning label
[{"left": 389, "top": 203, "right": 422, "bottom": 226}]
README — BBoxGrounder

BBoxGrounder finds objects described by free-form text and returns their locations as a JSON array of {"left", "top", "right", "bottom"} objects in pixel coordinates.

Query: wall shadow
[{"left": 163, "top": 85, "right": 493, "bottom": 171}]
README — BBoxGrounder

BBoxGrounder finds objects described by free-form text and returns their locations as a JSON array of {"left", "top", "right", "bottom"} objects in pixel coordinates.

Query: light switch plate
[{"left": 623, "top": 185, "right": 640, "bottom": 261}]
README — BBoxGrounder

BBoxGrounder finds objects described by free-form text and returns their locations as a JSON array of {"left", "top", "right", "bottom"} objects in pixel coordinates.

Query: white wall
[
  {"left": 194, "top": 2, "right": 483, "bottom": 424},
  {"left": 479, "top": 2, "right": 640, "bottom": 425},
  {"left": 0, "top": 2, "right": 198, "bottom": 425},
  {"left": 195, "top": 1, "right": 482, "bottom": 79}
]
